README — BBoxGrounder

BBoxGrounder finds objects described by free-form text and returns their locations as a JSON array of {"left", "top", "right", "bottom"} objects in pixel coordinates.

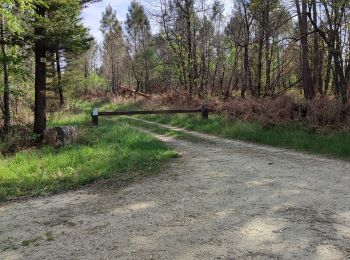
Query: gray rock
[{"left": 44, "top": 126, "right": 78, "bottom": 147}]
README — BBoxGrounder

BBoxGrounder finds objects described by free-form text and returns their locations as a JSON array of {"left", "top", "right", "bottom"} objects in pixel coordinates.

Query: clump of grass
[
  {"left": 22, "top": 237, "right": 41, "bottom": 247},
  {"left": 45, "top": 231, "right": 54, "bottom": 242},
  {"left": 0, "top": 103, "right": 178, "bottom": 201}
]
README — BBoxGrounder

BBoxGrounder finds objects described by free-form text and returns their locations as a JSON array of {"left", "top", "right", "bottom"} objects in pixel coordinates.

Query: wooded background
[{"left": 1, "top": 0, "right": 350, "bottom": 138}]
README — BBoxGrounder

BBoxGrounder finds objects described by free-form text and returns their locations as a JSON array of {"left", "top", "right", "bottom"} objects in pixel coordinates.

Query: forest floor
[{"left": 1, "top": 119, "right": 350, "bottom": 259}]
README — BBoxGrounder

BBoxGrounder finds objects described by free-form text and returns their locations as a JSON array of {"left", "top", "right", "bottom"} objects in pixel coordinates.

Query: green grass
[
  {"left": 127, "top": 112, "right": 350, "bottom": 160},
  {"left": 119, "top": 117, "right": 209, "bottom": 143},
  {"left": 0, "top": 101, "right": 178, "bottom": 201}
]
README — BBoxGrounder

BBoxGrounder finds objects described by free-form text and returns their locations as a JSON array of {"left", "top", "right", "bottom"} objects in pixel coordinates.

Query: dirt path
[{"left": 1, "top": 120, "right": 350, "bottom": 260}]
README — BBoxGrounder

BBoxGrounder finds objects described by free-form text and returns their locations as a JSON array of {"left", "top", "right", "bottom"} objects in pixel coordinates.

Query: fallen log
[{"left": 120, "top": 86, "right": 150, "bottom": 98}]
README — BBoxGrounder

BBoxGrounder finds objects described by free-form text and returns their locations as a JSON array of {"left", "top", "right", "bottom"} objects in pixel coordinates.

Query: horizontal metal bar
[{"left": 99, "top": 109, "right": 212, "bottom": 116}]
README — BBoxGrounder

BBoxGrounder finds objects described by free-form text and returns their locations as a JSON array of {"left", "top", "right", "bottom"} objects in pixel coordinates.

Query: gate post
[
  {"left": 202, "top": 105, "right": 209, "bottom": 119},
  {"left": 92, "top": 108, "right": 99, "bottom": 126}
]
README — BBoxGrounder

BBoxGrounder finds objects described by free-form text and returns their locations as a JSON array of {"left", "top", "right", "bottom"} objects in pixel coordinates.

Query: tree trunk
[
  {"left": 333, "top": 64, "right": 339, "bottom": 97},
  {"left": 211, "top": 61, "right": 218, "bottom": 95},
  {"left": 0, "top": 16, "right": 10, "bottom": 134},
  {"left": 186, "top": 10, "right": 193, "bottom": 101},
  {"left": 225, "top": 47, "right": 239, "bottom": 99},
  {"left": 312, "top": 0, "right": 322, "bottom": 95},
  {"left": 33, "top": 6, "right": 47, "bottom": 137},
  {"left": 306, "top": 4, "right": 348, "bottom": 116},
  {"left": 111, "top": 61, "right": 116, "bottom": 94},
  {"left": 324, "top": 51, "right": 332, "bottom": 95},
  {"left": 265, "top": 8, "right": 271, "bottom": 96},
  {"left": 242, "top": 2, "right": 251, "bottom": 99},
  {"left": 241, "top": 45, "right": 249, "bottom": 98},
  {"left": 144, "top": 58, "right": 150, "bottom": 93},
  {"left": 257, "top": 37, "right": 264, "bottom": 97},
  {"left": 84, "top": 60, "right": 89, "bottom": 89},
  {"left": 55, "top": 51, "right": 64, "bottom": 107},
  {"left": 256, "top": 7, "right": 266, "bottom": 97},
  {"left": 295, "top": 0, "right": 315, "bottom": 99},
  {"left": 334, "top": 54, "right": 348, "bottom": 105},
  {"left": 219, "top": 66, "right": 225, "bottom": 95},
  {"left": 199, "top": 50, "right": 206, "bottom": 97},
  {"left": 192, "top": 20, "right": 198, "bottom": 97},
  {"left": 265, "top": 40, "right": 271, "bottom": 95}
]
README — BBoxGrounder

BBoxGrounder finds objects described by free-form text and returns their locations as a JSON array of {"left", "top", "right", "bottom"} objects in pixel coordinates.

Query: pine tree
[
  {"left": 125, "top": 1, "right": 152, "bottom": 93},
  {"left": 32, "top": 0, "right": 94, "bottom": 137},
  {"left": 0, "top": 0, "right": 41, "bottom": 134},
  {"left": 100, "top": 5, "right": 124, "bottom": 95}
]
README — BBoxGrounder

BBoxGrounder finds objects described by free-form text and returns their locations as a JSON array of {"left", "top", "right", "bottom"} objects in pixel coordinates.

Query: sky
[
  {"left": 82, "top": 0, "right": 151, "bottom": 43},
  {"left": 82, "top": 0, "right": 233, "bottom": 43}
]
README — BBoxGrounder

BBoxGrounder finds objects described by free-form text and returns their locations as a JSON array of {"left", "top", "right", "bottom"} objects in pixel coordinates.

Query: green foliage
[
  {"left": 3, "top": 46, "right": 32, "bottom": 81},
  {"left": 0, "top": 0, "right": 96, "bottom": 134},
  {"left": 124, "top": 1, "right": 154, "bottom": 90},
  {"left": 126, "top": 0, "right": 150, "bottom": 38},
  {"left": 30, "top": 0, "right": 92, "bottom": 53},
  {"left": 85, "top": 73, "right": 108, "bottom": 90},
  {"left": 0, "top": 0, "right": 44, "bottom": 33},
  {"left": 63, "top": 69, "right": 108, "bottom": 96},
  {"left": 100, "top": 4, "right": 122, "bottom": 34}
]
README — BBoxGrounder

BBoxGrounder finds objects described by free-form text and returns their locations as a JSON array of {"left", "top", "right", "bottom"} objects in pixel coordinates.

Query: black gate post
[
  {"left": 92, "top": 108, "right": 99, "bottom": 126},
  {"left": 202, "top": 105, "right": 209, "bottom": 119}
]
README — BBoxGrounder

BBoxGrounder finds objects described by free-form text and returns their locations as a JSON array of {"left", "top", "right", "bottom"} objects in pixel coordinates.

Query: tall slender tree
[
  {"left": 126, "top": 1, "right": 152, "bottom": 93},
  {"left": 0, "top": 0, "right": 41, "bottom": 134},
  {"left": 0, "top": 15, "right": 10, "bottom": 134},
  {"left": 100, "top": 5, "right": 124, "bottom": 95},
  {"left": 32, "top": 0, "right": 96, "bottom": 137},
  {"left": 295, "top": 0, "right": 315, "bottom": 99}
]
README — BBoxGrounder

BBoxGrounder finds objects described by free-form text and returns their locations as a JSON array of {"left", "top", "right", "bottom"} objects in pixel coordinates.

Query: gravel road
[{"left": 1, "top": 120, "right": 350, "bottom": 259}]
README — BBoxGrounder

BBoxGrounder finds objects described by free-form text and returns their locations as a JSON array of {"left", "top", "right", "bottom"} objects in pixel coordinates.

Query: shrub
[
  {"left": 142, "top": 93, "right": 350, "bottom": 132},
  {"left": 0, "top": 125, "right": 38, "bottom": 155}
]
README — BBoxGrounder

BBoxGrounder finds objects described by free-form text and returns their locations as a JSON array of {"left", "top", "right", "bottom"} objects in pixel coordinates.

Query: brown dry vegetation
[{"left": 142, "top": 92, "right": 350, "bottom": 133}]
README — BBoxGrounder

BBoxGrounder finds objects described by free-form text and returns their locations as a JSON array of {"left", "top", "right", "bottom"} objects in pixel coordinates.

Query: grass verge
[
  {"left": 126, "top": 112, "right": 350, "bottom": 160},
  {"left": 0, "top": 101, "right": 178, "bottom": 201}
]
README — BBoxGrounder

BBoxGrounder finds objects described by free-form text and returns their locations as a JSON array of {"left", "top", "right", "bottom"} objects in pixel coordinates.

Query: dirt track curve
[{"left": 1, "top": 119, "right": 350, "bottom": 260}]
